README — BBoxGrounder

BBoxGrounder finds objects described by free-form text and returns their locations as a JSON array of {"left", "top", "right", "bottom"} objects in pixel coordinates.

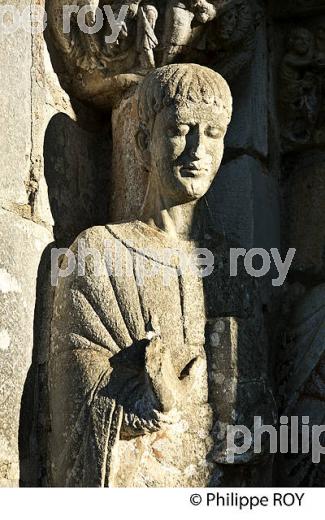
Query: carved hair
[{"left": 137, "top": 63, "right": 232, "bottom": 133}]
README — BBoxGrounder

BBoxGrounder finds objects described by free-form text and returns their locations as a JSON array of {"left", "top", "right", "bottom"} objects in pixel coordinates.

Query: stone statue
[
  {"left": 205, "top": 0, "right": 255, "bottom": 83},
  {"left": 162, "top": 0, "right": 221, "bottom": 65},
  {"left": 161, "top": 0, "right": 254, "bottom": 75},
  {"left": 106, "top": 1, "right": 159, "bottom": 69},
  {"left": 279, "top": 27, "right": 320, "bottom": 146},
  {"left": 47, "top": 0, "right": 255, "bottom": 108},
  {"left": 48, "top": 64, "right": 276, "bottom": 487},
  {"left": 136, "top": 4, "right": 159, "bottom": 69}
]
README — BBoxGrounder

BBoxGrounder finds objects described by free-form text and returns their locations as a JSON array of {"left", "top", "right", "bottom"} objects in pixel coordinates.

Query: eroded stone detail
[
  {"left": 278, "top": 284, "right": 325, "bottom": 486},
  {"left": 48, "top": 64, "right": 276, "bottom": 487},
  {"left": 276, "top": 10, "right": 325, "bottom": 486},
  {"left": 47, "top": 0, "right": 256, "bottom": 107},
  {"left": 279, "top": 24, "right": 325, "bottom": 149}
]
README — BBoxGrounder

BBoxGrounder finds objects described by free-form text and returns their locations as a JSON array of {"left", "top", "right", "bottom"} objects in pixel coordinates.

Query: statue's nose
[{"left": 188, "top": 126, "right": 207, "bottom": 160}]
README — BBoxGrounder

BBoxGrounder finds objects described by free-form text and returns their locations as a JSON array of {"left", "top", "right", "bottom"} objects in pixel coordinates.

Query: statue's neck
[
  {"left": 140, "top": 177, "right": 203, "bottom": 240},
  {"left": 144, "top": 202, "right": 202, "bottom": 240}
]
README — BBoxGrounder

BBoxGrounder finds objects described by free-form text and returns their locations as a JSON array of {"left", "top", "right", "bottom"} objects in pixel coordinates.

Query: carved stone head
[
  {"left": 136, "top": 64, "right": 232, "bottom": 206},
  {"left": 287, "top": 28, "right": 313, "bottom": 56},
  {"left": 190, "top": 0, "right": 218, "bottom": 24}
]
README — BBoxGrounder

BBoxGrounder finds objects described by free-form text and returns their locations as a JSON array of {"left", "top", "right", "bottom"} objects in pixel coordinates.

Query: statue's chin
[{"left": 179, "top": 178, "right": 211, "bottom": 202}]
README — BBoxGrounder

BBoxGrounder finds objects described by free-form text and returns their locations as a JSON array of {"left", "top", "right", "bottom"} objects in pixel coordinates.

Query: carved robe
[
  {"left": 49, "top": 221, "right": 213, "bottom": 487},
  {"left": 49, "top": 220, "right": 276, "bottom": 487}
]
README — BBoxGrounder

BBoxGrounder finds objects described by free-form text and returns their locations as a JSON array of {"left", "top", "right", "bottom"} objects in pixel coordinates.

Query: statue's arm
[{"left": 49, "top": 226, "right": 138, "bottom": 486}]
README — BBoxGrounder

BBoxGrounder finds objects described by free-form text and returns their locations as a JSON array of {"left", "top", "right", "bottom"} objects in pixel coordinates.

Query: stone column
[{"left": 208, "top": 0, "right": 281, "bottom": 258}]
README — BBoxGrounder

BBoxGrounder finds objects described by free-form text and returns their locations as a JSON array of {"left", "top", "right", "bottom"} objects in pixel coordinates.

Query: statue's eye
[
  {"left": 167, "top": 125, "right": 189, "bottom": 137},
  {"left": 205, "top": 126, "right": 222, "bottom": 139}
]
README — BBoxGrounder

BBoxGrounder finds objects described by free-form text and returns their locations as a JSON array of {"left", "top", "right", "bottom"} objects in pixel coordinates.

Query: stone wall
[
  {"left": 0, "top": 0, "right": 110, "bottom": 486},
  {"left": 0, "top": 0, "right": 53, "bottom": 486}
]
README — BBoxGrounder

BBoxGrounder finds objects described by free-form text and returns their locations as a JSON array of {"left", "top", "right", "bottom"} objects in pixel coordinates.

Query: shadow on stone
[
  {"left": 19, "top": 244, "right": 54, "bottom": 487},
  {"left": 19, "top": 102, "right": 112, "bottom": 486},
  {"left": 44, "top": 112, "right": 112, "bottom": 248}
]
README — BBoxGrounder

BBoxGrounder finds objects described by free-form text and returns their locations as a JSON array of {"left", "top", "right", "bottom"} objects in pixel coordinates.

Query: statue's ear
[{"left": 135, "top": 127, "right": 151, "bottom": 164}]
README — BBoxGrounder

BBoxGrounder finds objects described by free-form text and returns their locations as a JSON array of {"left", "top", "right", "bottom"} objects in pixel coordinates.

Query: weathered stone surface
[
  {"left": 225, "top": 3, "right": 268, "bottom": 156},
  {"left": 48, "top": 64, "right": 275, "bottom": 487},
  {"left": 50, "top": 222, "right": 215, "bottom": 486},
  {"left": 277, "top": 284, "right": 325, "bottom": 486},
  {"left": 2, "top": 0, "right": 324, "bottom": 491},
  {"left": 0, "top": 1, "right": 32, "bottom": 210},
  {"left": 278, "top": 21, "right": 325, "bottom": 151},
  {"left": 0, "top": 209, "right": 52, "bottom": 487},
  {"left": 44, "top": 110, "right": 111, "bottom": 247},
  {"left": 0, "top": 0, "right": 108, "bottom": 488},
  {"left": 110, "top": 91, "right": 144, "bottom": 222},
  {"left": 284, "top": 152, "right": 325, "bottom": 278},
  {"left": 47, "top": 0, "right": 256, "bottom": 109},
  {"left": 271, "top": 4, "right": 325, "bottom": 488},
  {"left": 30, "top": 30, "right": 111, "bottom": 239},
  {"left": 207, "top": 155, "right": 280, "bottom": 251}
]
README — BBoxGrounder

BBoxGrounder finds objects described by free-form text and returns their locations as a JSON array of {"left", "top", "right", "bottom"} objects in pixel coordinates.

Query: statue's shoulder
[
  {"left": 69, "top": 223, "right": 136, "bottom": 253},
  {"left": 69, "top": 225, "right": 107, "bottom": 249}
]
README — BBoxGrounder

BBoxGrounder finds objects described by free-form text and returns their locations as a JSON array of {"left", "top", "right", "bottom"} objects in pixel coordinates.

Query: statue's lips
[{"left": 180, "top": 165, "right": 210, "bottom": 178}]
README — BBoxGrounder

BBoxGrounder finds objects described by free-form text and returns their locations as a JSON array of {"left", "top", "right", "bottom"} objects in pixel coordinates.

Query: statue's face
[
  {"left": 149, "top": 102, "right": 227, "bottom": 204},
  {"left": 191, "top": 0, "right": 217, "bottom": 24},
  {"left": 289, "top": 30, "right": 312, "bottom": 55}
]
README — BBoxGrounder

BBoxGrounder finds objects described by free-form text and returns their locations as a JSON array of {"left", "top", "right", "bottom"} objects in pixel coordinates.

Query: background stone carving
[
  {"left": 279, "top": 23, "right": 325, "bottom": 150},
  {"left": 47, "top": 0, "right": 256, "bottom": 108},
  {"left": 273, "top": 0, "right": 325, "bottom": 485}
]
